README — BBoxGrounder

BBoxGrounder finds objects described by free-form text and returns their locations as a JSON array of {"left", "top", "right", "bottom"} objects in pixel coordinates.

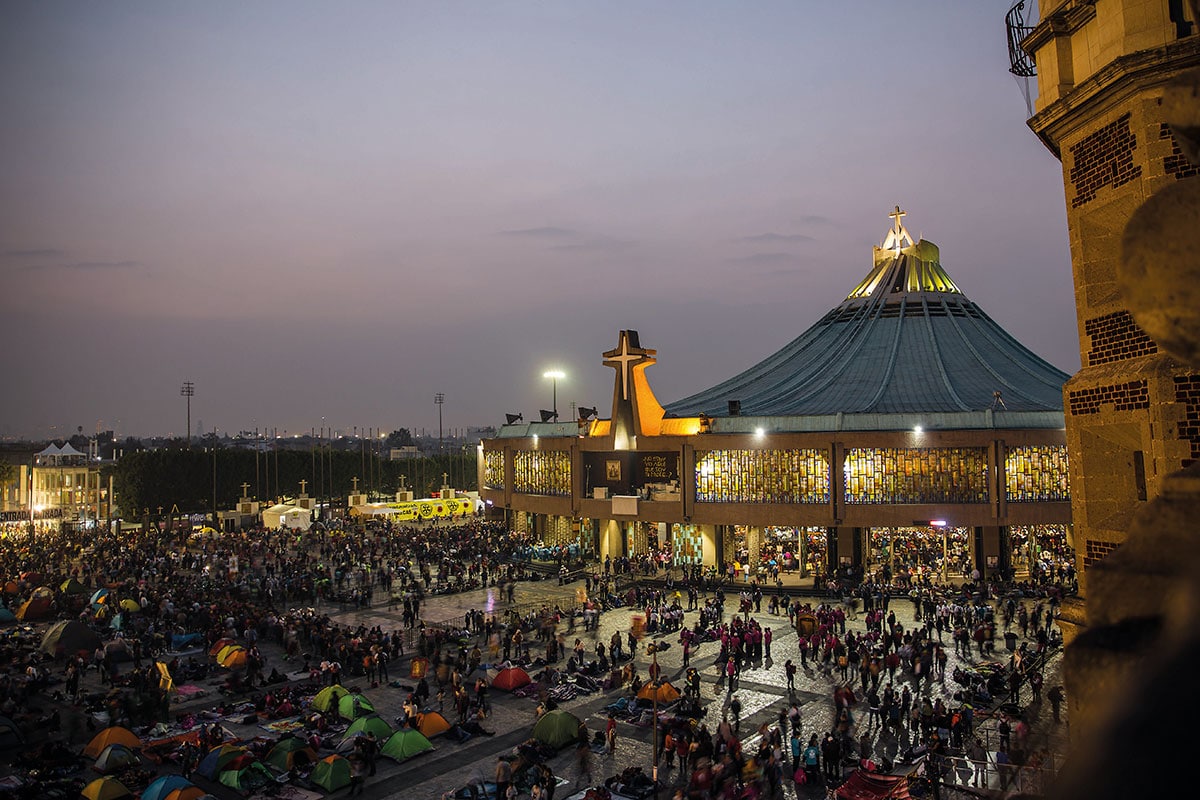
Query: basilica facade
[{"left": 479, "top": 211, "right": 1072, "bottom": 583}]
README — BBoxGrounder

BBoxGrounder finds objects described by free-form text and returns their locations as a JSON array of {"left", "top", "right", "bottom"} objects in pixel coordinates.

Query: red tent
[
  {"left": 490, "top": 666, "right": 532, "bottom": 691},
  {"left": 835, "top": 770, "right": 911, "bottom": 800}
]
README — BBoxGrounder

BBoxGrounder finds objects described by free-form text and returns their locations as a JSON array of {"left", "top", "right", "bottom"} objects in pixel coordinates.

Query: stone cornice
[
  {"left": 1021, "top": 0, "right": 1097, "bottom": 55},
  {"left": 1027, "top": 36, "right": 1200, "bottom": 158}
]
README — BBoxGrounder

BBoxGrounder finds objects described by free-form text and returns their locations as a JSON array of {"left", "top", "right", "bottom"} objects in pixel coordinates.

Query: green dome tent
[
  {"left": 380, "top": 729, "right": 433, "bottom": 762},
  {"left": 311, "top": 684, "right": 349, "bottom": 714},
  {"left": 310, "top": 755, "right": 352, "bottom": 792},
  {"left": 531, "top": 709, "right": 584, "bottom": 750},
  {"left": 340, "top": 715, "right": 393, "bottom": 744},
  {"left": 218, "top": 761, "right": 274, "bottom": 793},
  {"left": 265, "top": 737, "right": 317, "bottom": 771},
  {"left": 337, "top": 693, "right": 375, "bottom": 721}
]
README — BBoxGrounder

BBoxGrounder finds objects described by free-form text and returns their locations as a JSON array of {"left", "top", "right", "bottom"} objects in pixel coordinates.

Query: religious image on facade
[{"left": 480, "top": 209, "right": 1073, "bottom": 584}]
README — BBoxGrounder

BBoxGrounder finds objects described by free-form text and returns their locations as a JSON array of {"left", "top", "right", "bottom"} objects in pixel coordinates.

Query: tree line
[{"left": 110, "top": 446, "right": 477, "bottom": 517}]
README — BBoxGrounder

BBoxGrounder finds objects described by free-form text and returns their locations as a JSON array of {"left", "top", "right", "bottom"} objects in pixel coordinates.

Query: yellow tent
[{"left": 83, "top": 726, "right": 141, "bottom": 758}]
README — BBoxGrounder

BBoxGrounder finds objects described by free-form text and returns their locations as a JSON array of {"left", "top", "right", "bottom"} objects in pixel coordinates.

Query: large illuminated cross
[
  {"left": 881, "top": 205, "right": 915, "bottom": 254},
  {"left": 603, "top": 330, "right": 656, "bottom": 401}
]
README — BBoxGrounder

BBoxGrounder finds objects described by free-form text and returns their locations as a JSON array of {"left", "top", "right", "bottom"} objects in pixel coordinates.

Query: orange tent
[
  {"left": 209, "top": 638, "right": 238, "bottom": 657},
  {"left": 84, "top": 726, "right": 141, "bottom": 758},
  {"left": 163, "top": 787, "right": 206, "bottom": 800},
  {"left": 416, "top": 711, "right": 452, "bottom": 738}
]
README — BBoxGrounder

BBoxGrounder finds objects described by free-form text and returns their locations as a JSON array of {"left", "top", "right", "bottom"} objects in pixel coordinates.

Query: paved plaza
[
  {"left": 31, "top": 564, "right": 1067, "bottom": 800},
  {"left": 182, "top": 573, "right": 1068, "bottom": 800}
]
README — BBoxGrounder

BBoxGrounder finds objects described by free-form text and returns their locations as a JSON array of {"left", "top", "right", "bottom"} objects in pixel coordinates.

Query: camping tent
[
  {"left": 83, "top": 726, "right": 141, "bottom": 758},
  {"left": 41, "top": 620, "right": 102, "bottom": 657},
  {"left": 380, "top": 729, "right": 433, "bottom": 762},
  {"left": 310, "top": 755, "right": 352, "bottom": 792},
  {"left": 195, "top": 744, "right": 249, "bottom": 780},
  {"left": 218, "top": 761, "right": 274, "bottom": 793},
  {"left": 340, "top": 715, "right": 393, "bottom": 744},
  {"left": 491, "top": 666, "right": 532, "bottom": 692},
  {"left": 0, "top": 607, "right": 15, "bottom": 624},
  {"left": 531, "top": 709, "right": 584, "bottom": 750},
  {"left": 93, "top": 744, "right": 141, "bottom": 774},
  {"left": 265, "top": 739, "right": 318, "bottom": 771},
  {"left": 162, "top": 786, "right": 204, "bottom": 800},
  {"left": 337, "top": 693, "right": 375, "bottom": 721},
  {"left": 140, "top": 776, "right": 192, "bottom": 800},
  {"left": 82, "top": 777, "right": 133, "bottom": 800},
  {"left": 217, "top": 647, "right": 248, "bottom": 668},
  {"left": 161, "top": 787, "right": 206, "bottom": 800},
  {"left": 16, "top": 596, "right": 52, "bottom": 620},
  {"left": 835, "top": 770, "right": 912, "bottom": 800},
  {"left": 312, "top": 684, "right": 350, "bottom": 714},
  {"left": 61, "top": 578, "right": 88, "bottom": 595},
  {"left": 416, "top": 711, "right": 452, "bottom": 738},
  {"left": 209, "top": 637, "right": 238, "bottom": 656}
]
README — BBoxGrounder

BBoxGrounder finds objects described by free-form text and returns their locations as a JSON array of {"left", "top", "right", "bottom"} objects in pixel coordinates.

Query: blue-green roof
[{"left": 666, "top": 238, "right": 1069, "bottom": 419}]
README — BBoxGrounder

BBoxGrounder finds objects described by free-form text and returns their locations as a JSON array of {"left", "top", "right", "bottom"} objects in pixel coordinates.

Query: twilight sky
[{"left": 0, "top": 1, "right": 1078, "bottom": 441}]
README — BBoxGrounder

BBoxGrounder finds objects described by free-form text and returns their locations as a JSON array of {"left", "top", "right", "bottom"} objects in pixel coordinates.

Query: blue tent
[
  {"left": 171, "top": 633, "right": 203, "bottom": 650},
  {"left": 141, "top": 775, "right": 193, "bottom": 800}
]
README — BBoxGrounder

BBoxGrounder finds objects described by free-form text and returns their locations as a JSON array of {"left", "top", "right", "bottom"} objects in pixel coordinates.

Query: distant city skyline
[{"left": 0, "top": 2, "right": 1077, "bottom": 440}]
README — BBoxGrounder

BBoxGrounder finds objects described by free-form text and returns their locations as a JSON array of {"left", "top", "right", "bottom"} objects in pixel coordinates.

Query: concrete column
[
  {"left": 979, "top": 525, "right": 1005, "bottom": 580},
  {"left": 747, "top": 526, "right": 763, "bottom": 573},
  {"left": 701, "top": 525, "right": 720, "bottom": 568}
]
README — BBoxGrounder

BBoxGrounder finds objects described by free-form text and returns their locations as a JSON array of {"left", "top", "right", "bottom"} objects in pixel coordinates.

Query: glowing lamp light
[
  {"left": 755, "top": 427, "right": 765, "bottom": 437},
  {"left": 930, "top": 519, "right": 948, "bottom": 528},
  {"left": 914, "top": 425, "right": 923, "bottom": 433}
]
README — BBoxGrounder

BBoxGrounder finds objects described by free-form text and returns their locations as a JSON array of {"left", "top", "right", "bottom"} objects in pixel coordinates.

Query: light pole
[
  {"left": 543, "top": 370, "right": 564, "bottom": 420},
  {"left": 180, "top": 381, "right": 194, "bottom": 448},
  {"left": 435, "top": 393, "right": 445, "bottom": 451},
  {"left": 647, "top": 643, "right": 662, "bottom": 798}
]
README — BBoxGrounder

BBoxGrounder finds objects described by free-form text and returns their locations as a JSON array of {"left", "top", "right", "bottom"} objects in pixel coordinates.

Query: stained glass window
[
  {"left": 1005, "top": 445, "right": 1070, "bottom": 502},
  {"left": 672, "top": 524, "right": 703, "bottom": 565},
  {"left": 483, "top": 450, "right": 506, "bottom": 490},
  {"left": 843, "top": 447, "right": 988, "bottom": 504},
  {"left": 695, "top": 449, "right": 830, "bottom": 504},
  {"left": 513, "top": 450, "right": 571, "bottom": 496}
]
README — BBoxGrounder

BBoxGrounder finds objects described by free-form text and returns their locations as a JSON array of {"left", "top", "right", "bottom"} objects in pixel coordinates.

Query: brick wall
[
  {"left": 1084, "top": 310, "right": 1158, "bottom": 365},
  {"left": 1067, "top": 380, "right": 1151, "bottom": 415},
  {"left": 1175, "top": 375, "right": 1200, "bottom": 467},
  {"left": 1069, "top": 113, "right": 1142, "bottom": 208},
  {"left": 1083, "top": 538, "right": 1121, "bottom": 569},
  {"left": 1160, "top": 122, "right": 1200, "bottom": 181}
]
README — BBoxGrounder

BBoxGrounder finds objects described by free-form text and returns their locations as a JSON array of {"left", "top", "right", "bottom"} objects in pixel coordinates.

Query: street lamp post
[
  {"left": 180, "top": 381, "right": 194, "bottom": 448},
  {"left": 543, "top": 370, "right": 564, "bottom": 420},
  {"left": 648, "top": 643, "right": 661, "bottom": 799},
  {"left": 435, "top": 393, "right": 445, "bottom": 451}
]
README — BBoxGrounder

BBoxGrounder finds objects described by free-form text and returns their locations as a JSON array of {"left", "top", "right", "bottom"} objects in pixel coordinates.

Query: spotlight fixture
[
  {"left": 539, "top": 409, "right": 559, "bottom": 423},
  {"left": 578, "top": 406, "right": 597, "bottom": 421},
  {"left": 505, "top": 413, "right": 523, "bottom": 425}
]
